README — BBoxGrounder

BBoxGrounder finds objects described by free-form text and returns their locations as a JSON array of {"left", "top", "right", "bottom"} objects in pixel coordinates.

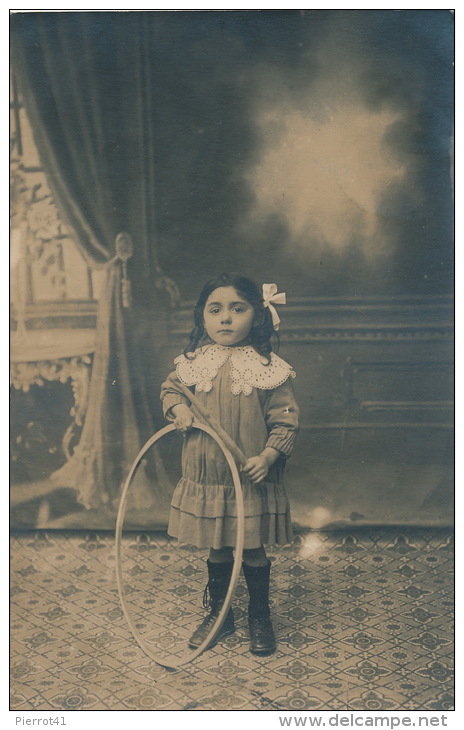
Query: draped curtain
[{"left": 10, "top": 12, "right": 178, "bottom": 510}]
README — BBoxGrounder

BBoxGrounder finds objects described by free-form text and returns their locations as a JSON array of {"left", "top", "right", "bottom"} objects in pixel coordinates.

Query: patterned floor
[{"left": 10, "top": 528, "right": 454, "bottom": 711}]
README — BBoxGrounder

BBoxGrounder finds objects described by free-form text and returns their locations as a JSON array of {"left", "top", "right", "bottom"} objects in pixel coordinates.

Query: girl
[{"left": 160, "top": 273, "right": 299, "bottom": 655}]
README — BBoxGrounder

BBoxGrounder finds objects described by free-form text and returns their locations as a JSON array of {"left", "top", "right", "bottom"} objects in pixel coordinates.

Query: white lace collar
[{"left": 174, "top": 344, "right": 296, "bottom": 395}]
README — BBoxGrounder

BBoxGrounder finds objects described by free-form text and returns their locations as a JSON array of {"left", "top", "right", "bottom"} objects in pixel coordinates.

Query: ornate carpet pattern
[{"left": 10, "top": 528, "right": 454, "bottom": 711}]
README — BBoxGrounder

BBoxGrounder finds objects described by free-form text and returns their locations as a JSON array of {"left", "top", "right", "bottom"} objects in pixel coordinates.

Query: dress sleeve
[
  {"left": 160, "top": 370, "right": 192, "bottom": 421},
  {"left": 264, "top": 377, "right": 300, "bottom": 457}
]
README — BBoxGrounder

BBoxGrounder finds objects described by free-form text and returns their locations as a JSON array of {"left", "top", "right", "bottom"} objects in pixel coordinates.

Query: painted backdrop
[{"left": 10, "top": 10, "right": 453, "bottom": 530}]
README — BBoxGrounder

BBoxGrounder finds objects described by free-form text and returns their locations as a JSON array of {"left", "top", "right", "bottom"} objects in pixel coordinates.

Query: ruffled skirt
[{"left": 167, "top": 476, "right": 293, "bottom": 549}]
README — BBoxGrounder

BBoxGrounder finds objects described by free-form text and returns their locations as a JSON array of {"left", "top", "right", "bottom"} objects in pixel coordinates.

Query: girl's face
[{"left": 203, "top": 286, "right": 255, "bottom": 347}]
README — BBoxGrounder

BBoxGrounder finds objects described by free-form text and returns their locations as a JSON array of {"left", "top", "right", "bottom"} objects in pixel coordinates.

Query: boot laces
[
  {"left": 202, "top": 582, "right": 211, "bottom": 609},
  {"left": 250, "top": 614, "right": 273, "bottom": 632}
]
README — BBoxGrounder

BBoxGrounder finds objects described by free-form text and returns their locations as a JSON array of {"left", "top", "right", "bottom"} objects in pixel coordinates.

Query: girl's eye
[
  {"left": 233, "top": 306, "right": 244, "bottom": 312},
  {"left": 210, "top": 308, "right": 220, "bottom": 314}
]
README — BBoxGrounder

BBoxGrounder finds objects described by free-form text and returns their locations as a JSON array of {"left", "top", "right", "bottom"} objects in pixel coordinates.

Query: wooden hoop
[{"left": 115, "top": 421, "right": 245, "bottom": 668}]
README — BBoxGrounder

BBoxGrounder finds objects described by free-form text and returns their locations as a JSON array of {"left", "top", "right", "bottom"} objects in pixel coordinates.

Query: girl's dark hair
[{"left": 184, "top": 272, "right": 279, "bottom": 362}]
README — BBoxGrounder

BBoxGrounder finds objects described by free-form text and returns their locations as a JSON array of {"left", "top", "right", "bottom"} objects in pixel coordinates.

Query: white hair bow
[{"left": 262, "top": 283, "right": 286, "bottom": 330}]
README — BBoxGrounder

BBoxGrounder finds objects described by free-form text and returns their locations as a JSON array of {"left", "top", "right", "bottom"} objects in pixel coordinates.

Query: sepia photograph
[{"left": 9, "top": 8, "right": 454, "bottom": 718}]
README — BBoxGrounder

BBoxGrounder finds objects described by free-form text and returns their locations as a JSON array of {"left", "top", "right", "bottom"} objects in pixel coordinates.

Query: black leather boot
[
  {"left": 188, "top": 560, "right": 235, "bottom": 649},
  {"left": 242, "top": 560, "right": 276, "bottom": 656}
]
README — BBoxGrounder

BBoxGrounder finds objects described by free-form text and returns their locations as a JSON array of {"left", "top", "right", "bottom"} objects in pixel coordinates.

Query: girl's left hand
[
  {"left": 242, "top": 456, "right": 269, "bottom": 483},
  {"left": 242, "top": 448, "right": 280, "bottom": 483}
]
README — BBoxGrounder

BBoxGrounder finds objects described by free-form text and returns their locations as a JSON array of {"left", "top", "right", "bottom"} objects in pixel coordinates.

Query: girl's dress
[{"left": 160, "top": 344, "right": 299, "bottom": 549}]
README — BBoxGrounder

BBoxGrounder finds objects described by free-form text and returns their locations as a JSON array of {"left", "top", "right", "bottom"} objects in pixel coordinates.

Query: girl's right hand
[{"left": 171, "top": 404, "right": 194, "bottom": 435}]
